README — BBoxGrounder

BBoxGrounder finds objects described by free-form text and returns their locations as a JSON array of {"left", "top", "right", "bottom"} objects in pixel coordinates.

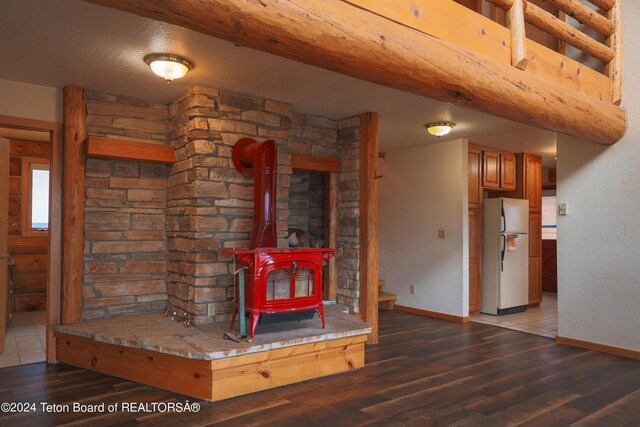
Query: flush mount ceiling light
[
  {"left": 144, "top": 53, "right": 193, "bottom": 82},
  {"left": 425, "top": 121, "right": 456, "bottom": 137}
]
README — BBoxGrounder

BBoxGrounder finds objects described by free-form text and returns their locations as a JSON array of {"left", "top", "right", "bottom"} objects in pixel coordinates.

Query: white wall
[
  {"left": 379, "top": 138, "right": 468, "bottom": 317},
  {"left": 557, "top": 1, "right": 640, "bottom": 351},
  {"left": 0, "top": 79, "right": 62, "bottom": 123}
]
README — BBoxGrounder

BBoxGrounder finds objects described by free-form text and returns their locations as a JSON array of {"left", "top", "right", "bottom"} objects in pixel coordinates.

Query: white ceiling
[{"left": 0, "top": 0, "right": 556, "bottom": 166}]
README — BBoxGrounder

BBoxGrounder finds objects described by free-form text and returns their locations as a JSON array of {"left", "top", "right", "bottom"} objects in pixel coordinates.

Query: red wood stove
[
  {"left": 223, "top": 247, "right": 335, "bottom": 339},
  {"left": 224, "top": 138, "right": 336, "bottom": 340}
]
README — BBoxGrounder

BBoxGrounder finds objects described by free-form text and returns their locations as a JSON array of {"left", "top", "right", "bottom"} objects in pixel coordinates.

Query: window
[
  {"left": 22, "top": 158, "right": 49, "bottom": 234},
  {"left": 541, "top": 195, "right": 557, "bottom": 240}
]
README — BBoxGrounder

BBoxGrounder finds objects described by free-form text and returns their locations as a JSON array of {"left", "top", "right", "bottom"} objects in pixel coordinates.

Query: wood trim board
[
  {"left": 556, "top": 336, "right": 640, "bottom": 361},
  {"left": 396, "top": 304, "right": 471, "bottom": 324},
  {"left": 86, "top": 136, "right": 175, "bottom": 164},
  {"left": 291, "top": 153, "right": 340, "bottom": 173}
]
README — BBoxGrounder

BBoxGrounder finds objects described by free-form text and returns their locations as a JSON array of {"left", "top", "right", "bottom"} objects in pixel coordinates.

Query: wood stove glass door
[{"left": 264, "top": 261, "right": 319, "bottom": 307}]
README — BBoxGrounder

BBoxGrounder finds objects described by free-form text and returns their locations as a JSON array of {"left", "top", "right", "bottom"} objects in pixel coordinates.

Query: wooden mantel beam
[{"left": 86, "top": 0, "right": 626, "bottom": 144}]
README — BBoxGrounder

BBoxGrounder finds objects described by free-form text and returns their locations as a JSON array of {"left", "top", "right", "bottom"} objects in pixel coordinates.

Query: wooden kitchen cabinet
[
  {"left": 468, "top": 208, "right": 482, "bottom": 313},
  {"left": 500, "top": 152, "right": 517, "bottom": 190},
  {"left": 482, "top": 149, "right": 516, "bottom": 191},
  {"left": 482, "top": 150, "right": 501, "bottom": 189},
  {"left": 524, "top": 154, "right": 542, "bottom": 212},
  {"left": 468, "top": 145, "right": 482, "bottom": 210},
  {"left": 528, "top": 213, "right": 542, "bottom": 305},
  {"left": 502, "top": 153, "right": 542, "bottom": 212},
  {"left": 529, "top": 258, "right": 542, "bottom": 305}
]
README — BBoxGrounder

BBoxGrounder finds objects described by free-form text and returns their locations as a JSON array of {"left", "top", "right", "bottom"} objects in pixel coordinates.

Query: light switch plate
[
  {"left": 558, "top": 203, "right": 567, "bottom": 216},
  {"left": 438, "top": 229, "right": 446, "bottom": 239}
]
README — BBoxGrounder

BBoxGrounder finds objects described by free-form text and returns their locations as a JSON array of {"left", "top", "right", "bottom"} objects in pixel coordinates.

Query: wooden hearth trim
[
  {"left": 55, "top": 332, "right": 367, "bottom": 401},
  {"left": 86, "top": 136, "right": 175, "bottom": 164},
  {"left": 55, "top": 333, "right": 212, "bottom": 399}
]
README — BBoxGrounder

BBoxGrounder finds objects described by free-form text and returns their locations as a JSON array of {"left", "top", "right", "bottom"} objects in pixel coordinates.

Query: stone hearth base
[{"left": 53, "top": 305, "right": 370, "bottom": 401}]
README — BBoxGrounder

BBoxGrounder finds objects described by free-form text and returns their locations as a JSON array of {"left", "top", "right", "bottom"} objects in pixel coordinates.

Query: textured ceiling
[{"left": 0, "top": 0, "right": 556, "bottom": 165}]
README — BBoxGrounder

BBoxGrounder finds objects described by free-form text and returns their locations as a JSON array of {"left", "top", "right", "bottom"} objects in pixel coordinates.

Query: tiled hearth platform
[{"left": 54, "top": 305, "right": 370, "bottom": 401}]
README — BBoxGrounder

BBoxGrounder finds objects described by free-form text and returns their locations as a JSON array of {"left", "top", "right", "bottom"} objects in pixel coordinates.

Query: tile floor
[
  {"left": 0, "top": 311, "right": 46, "bottom": 368},
  {"left": 471, "top": 292, "right": 558, "bottom": 339}
]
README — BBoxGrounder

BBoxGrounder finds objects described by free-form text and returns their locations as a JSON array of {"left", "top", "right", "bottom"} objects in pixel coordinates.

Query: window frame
[{"left": 21, "top": 157, "right": 50, "bottom": 236}]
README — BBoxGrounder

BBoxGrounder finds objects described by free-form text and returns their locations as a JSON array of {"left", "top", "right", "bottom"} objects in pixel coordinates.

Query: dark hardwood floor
[{"left": 1, "top": 310, "right": 640, "bottom": 426}]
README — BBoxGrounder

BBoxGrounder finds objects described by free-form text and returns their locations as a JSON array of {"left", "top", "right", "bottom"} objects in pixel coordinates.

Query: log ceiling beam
[{"left": 86, "top": 0, "right": 626, "bottom": 144}]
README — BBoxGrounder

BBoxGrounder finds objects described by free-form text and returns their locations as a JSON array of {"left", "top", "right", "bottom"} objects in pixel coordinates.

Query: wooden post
[
  {"left": 0, "top": 138, "right": 8, "bottom": 354},
  {"left": 606, "top": 0, "right": 622, "bottom": 106},
  {"left": 557, "top": 11, "right": 567, "bottom": 56},
  {"left": 324, "top": 173, "right": 338, "bottom": 301},
  {"left": 86, "top": 0, "right": 626, "bottom": 145},
  {"left": 47, "top": 124, "right": 63, "bottom": 361},
  {"left": 61, "top": 86, "right": 86, "bottom": 325},
  {"left": 359, "top": 112, "right": 379, "bottom": 344},
  {"left": 507, "top": 0, "right": 527, "bottom": 70}
]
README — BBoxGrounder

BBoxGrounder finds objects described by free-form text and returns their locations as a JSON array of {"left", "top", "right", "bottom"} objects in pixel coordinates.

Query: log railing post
[
  {"left": 606, "top": 0, "right": 622, "bottom": 105},
  {"left": 507, "top": 0, "right": 528, "bottom": 70}
]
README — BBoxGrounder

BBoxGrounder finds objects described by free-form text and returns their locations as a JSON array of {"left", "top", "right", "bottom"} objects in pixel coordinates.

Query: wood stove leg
[
  {"left": 229, "top": 308, "right": 237, "bottom": 331},
  {"left": 249, "top": 310, "right": 260, "bottom": 340},
  {"left": 318, "top": 304, "right": 326, "bottom": 329}
]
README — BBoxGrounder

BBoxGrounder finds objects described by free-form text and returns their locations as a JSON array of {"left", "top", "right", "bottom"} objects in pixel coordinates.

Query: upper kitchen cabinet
[
  {"left": 500, "top": 152, "right": 517, "bottom": 191},
  {"left": 502, "top": 153, "right": 543, "bottom": 213},
  {"left": 481, "top": 148, "right": 516, "bottom": 191},
  {"left": 468, "top": 145, "right": 483, "bottom": 209},
  {"left": 482, "top": 150, "right": 501, "bottom": 189}
]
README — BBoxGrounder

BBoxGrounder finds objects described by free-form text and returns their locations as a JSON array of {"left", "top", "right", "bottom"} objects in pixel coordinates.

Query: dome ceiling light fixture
[
  {"left": 425, "top": 121, "right": 456, "bottom": 137},
  {"left": 143, "top": 53, "right": 194, "bottom": 83}
]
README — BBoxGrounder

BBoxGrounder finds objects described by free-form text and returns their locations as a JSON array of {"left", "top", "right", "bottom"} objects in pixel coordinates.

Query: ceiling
[{"left": 0, "top": 0, "right": 556, "bottom": 166}]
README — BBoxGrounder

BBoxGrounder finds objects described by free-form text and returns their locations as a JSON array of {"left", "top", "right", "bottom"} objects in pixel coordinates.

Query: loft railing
[{"left": 484, "top": 0, "right": 621, "bottom": 105}]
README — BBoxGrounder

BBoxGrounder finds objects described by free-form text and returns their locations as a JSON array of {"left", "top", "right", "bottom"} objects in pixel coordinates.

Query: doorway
[{"left": 0, "top": 116, "right": 61, "bottom": 366}]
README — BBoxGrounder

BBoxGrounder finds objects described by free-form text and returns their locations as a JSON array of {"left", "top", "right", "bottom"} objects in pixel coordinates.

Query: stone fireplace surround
[{"left": 82, "top": 86, "right": 362, "bottom": 324}]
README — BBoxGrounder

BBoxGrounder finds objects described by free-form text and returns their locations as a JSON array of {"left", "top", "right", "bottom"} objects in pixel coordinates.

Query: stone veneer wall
[
  {"left": 336, "top": 117, "right": 361, "bottom": 312},
  {"left": 82, "top": 91, "right": 169, "bottom": 319},
  {"left": 288, "top": 172, "right": 325, "bottom": 241},
  {"left": 166, "top": 86, "right": 362, "bottom": 322}
]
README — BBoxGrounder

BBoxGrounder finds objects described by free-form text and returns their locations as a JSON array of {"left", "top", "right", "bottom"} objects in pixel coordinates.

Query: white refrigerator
[{"left": 481, "top": 197, "right": 529, "bottom": 315}]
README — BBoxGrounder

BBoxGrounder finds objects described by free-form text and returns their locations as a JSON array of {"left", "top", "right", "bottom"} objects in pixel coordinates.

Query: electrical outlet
[
  {"left": 410, "top": 285, "right": 415, "bottom": 294},
  {"left": 207, "top": 303, "right": 216, "bottom": 316},
  {"left": 438, "top": 229, "right": 446, "bottom": 239}
]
